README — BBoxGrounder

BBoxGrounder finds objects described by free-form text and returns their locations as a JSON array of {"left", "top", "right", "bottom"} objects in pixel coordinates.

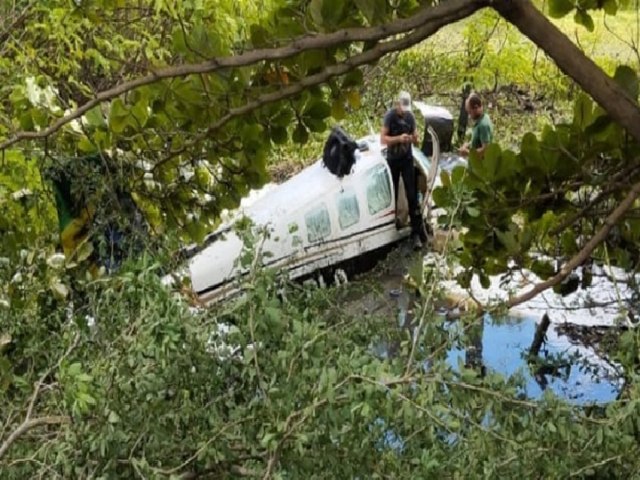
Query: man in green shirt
[{"left": 459, "top": 93, "right": 493, "bottom": 158}]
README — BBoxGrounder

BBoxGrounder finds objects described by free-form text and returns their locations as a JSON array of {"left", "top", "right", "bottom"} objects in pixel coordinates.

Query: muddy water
[
  {"left": 341, "top": 242, "right": 623, "bottom": 405},
  {"left": 445, "top": 316, "right": 622, "bottom": 404}
]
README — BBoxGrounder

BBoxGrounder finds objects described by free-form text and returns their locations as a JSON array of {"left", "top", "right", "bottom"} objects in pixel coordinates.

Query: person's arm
[
  {"left": 380, "top": 126, "right": 412, "bottom": 146},
  {"left": 410, "top": 114, "right": 419, "bottom": 146},
  {"left": 458, "top": 143, "right": 470, "bottom": 157}
]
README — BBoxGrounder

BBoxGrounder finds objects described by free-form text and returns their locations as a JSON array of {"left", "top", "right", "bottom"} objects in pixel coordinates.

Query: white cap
[{"left": 397, "top": 91, "right": 412, "bottom": 112}]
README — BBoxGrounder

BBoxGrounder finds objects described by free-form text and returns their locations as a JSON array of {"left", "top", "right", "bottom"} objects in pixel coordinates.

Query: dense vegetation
[{"left": 2, "top": 0, "right": 640, "bottom": 478}]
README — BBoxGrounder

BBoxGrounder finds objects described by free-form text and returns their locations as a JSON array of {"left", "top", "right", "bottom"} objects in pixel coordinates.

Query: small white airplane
[{"left": 170, "top": 101, "right": 467, "bottom": 305}]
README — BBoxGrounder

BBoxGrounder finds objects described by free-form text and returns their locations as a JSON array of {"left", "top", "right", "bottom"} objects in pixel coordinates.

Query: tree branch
[
  {"left": 0, "top": 335, "right": 78, "bottom": 461},
  {"left": 178, "top": 464, "right": 260, "bottom": 479},
  {"left": 0, "top": 1, "right": 35, "bottom": 47},
  {"left": 154, "top": 0, "right": 487, "bottom": 170},
  {"left": 507, "top": 180, "right": 640, "bottom": 308},
  {"left": 0, "top": 0, "right": 488, "bottom": 151},
  {"left": 0, "top": 416, "right": 70, "bottom": 460},
  {"left": 546, "top": 161, "right": 640, "bottom": 235},
  {"left": 493, "top": 0, "right": 640, "bottom": 143}
]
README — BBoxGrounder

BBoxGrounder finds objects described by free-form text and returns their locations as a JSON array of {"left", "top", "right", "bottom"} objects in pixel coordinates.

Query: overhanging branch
[
  {"left": 0, "top": 335, "right": 78, "bottom": 461},
  {"left": 0, "top": 0, "right": 488, "bottom": 151},
  {"left": 154, "top": 3, "right": 486, "bottom": 170},
  {"left": 507, "top": 180, "right": 640, "bottom": 308},
  {"left": 493, "top": 0, "right": 640, "bottom": 143},
  {"left": 0, "top": 416, "right": 70, "bottom": 460}
]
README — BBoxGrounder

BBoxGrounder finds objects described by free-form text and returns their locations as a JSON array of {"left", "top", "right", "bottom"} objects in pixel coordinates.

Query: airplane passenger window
[
  {"left": 366, "top": 164, "right": 392, "bottom": 214},
  {"left": 305, "top": 203, "right": 332, "bottom": 243},
  {"left": 337, "top": 190, "right": 360, "bottom": 230}
]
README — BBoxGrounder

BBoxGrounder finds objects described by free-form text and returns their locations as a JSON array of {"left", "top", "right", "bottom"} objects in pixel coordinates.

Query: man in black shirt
[{"left": 381, "top": 91, "right": 425, "bottom": 250}]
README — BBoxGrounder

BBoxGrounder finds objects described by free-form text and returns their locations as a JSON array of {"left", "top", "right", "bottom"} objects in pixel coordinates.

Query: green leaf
[
  {"left": 346, "top": 90, "right": 361, "bottom": 109},
  {"left": 185, "top": 221, "right": 208, "bottom": 243},
  {"left": 530, "top": 259, "right": 555, "bottom": 279},
  {"left": 548, "top": 0, "right": 575, "bottom": 18},
  {"left": 451, "top": 165, "right": 467, "bottom": 184},
  {"left": 574, "top": 9, "right": 595, "bottom": 31},
  {"left": 431, "top": 186, "right": 448, "bottom": 207},
  {"left": 321, "top": 0, "right": 346, "bottom": 27},
  {"left": 0, "top": 356, "right": 12, "bottom": 392},
  {"left": 496, "top": 149, "right": 519, "bottom": 180},
  {"left": 78, "top": 392, "right": 96, "bottom": 405},
  {"left": 601, "top": 0, "right": 618, "bottom": 14},
  {"left": 78, "top": 136, "right": 97, "bottom": 153},
  {"left": 305, "top": 118, "right": 327, "bottom": 133},
  {"left": 613, "top": 65, "right": 639, "bottom": 99},
  {"left": 341, "top": 69, "right": 364, "bottom": 89},
  {"left": 309, "top": 0, "right": 324, "bottom": 27},
  {"left": 331, "top": 100, "right": 346, "bottom": 120},
  {"left": 478, "top": 271, "right": 490, "bottom": 289},
  {"left": 108, "top": 99, "right": 130, "bottom": 133},
  {"left": 76, "top": 241, "right": 94, "bottom": 263},
  {"left": 19, "top": 112, "right": 34, "bottom": 131},
  {"left": 456, "top": 269, "right": 472, "bottom": 288},
  {"left": 261, "top": 432, "right": 277, "bottom": 449},
  {"left": 250, "top": 24, "right": 271, "bottom": 48},
  {"left": 539, "top": 126, "right": 560, "bottom": 174},
  {"left": 131, "top": 100, "right": 149, "bottom": 127},
  {"left": 50, "top": 280, "right": 69, "bottom": 300},
  {"left": 68, "top": 362, "right": 82, "bottom": 376},
  {"left": 478, "top": 144, "right": 501, "bottom": 180},
  {"left": 466, "top": 206, "right": 480, "bottom": 218},
  {"left": 585, "top": 114, "right": 612, "bottom": 135},
  {"left": 269, "top": 126, "right": 288, "bottom": 144},
  {"left": 292, "top": 123, "right": 309, "bottom": 144},
  {"left": 495, "top": 229, "right": 519, "bottom": 253},
  {"left": 355, "top": 0, "right": 381, "bottom": 23},
  {"left": 304, "top": 100, "right": 331, "bottom": 119},
  {"left": 271, "top": 108, "right": 294, "bottom": 127},
  {"left": 84, "top": 106, "right": 106, "bottom": 128},
  {"left": 520, "top": 132, "right": 543, "bottom": 168},
  {"left": 572, "top": 93, "right": 593, "bottom": 129},
  {"left": 299, "top": 50, "right": 327, "bottom": 71}
]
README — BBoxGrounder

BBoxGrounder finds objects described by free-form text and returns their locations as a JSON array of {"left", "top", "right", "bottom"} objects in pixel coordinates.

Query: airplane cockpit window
[
  {"left": 337, "top": 189, "right": 360, "bottom": 230},
  {"left": 366, "top": 164, "right": 392, "bottom": 215},
  {"left": 304, "top": 203, "right": 332, "bottom": 243}
]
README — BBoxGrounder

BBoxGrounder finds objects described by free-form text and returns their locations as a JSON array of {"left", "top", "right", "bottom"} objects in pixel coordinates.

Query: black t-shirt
[{"left": 383, "top": 109, "right": 416, "bottom": 160}]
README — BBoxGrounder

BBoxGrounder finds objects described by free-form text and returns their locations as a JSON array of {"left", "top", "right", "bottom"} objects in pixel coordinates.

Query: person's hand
[
  {"left": 458, "top": 144, "right": 469, "bottom": 157},
  {"left": 400, "top": 133, "right": 411, "bottom": 143}
]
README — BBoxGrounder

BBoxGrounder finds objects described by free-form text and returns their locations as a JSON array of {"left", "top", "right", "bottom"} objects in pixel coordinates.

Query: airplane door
[{"left": 412, "top": 125, "right": 440, "bottom": 223}]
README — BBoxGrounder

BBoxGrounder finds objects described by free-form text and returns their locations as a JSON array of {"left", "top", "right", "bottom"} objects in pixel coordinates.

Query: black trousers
[{"left": 387, "top": 155, "right": 422, "bottom": 235}]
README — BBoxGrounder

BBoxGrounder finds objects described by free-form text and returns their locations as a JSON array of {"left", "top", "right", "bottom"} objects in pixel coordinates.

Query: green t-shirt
[{"left": 470, "top": 113, "right": 493, "bottom": 149}]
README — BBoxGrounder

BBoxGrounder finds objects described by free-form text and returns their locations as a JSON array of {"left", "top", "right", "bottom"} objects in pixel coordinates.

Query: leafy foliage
[
  {"left": 3, "top": 0, "right": 640, "bottom": 478},
  {"left": 0, "top": 0, "right": 427, "bottom": 247},
  {"left": 434, "top": 64, "right": 640, "bottom": 292},
  {"left": 2, "top": 236, "right": 640, "bottom": 478}
]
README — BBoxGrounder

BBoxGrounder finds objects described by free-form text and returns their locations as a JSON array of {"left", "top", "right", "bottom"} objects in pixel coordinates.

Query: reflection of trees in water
[
  {"left": 556, "top": 323, "right": 626, "bottom": 397},
  {"left": 464, "top": 319, "right": 485, "bottom": 377}
]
